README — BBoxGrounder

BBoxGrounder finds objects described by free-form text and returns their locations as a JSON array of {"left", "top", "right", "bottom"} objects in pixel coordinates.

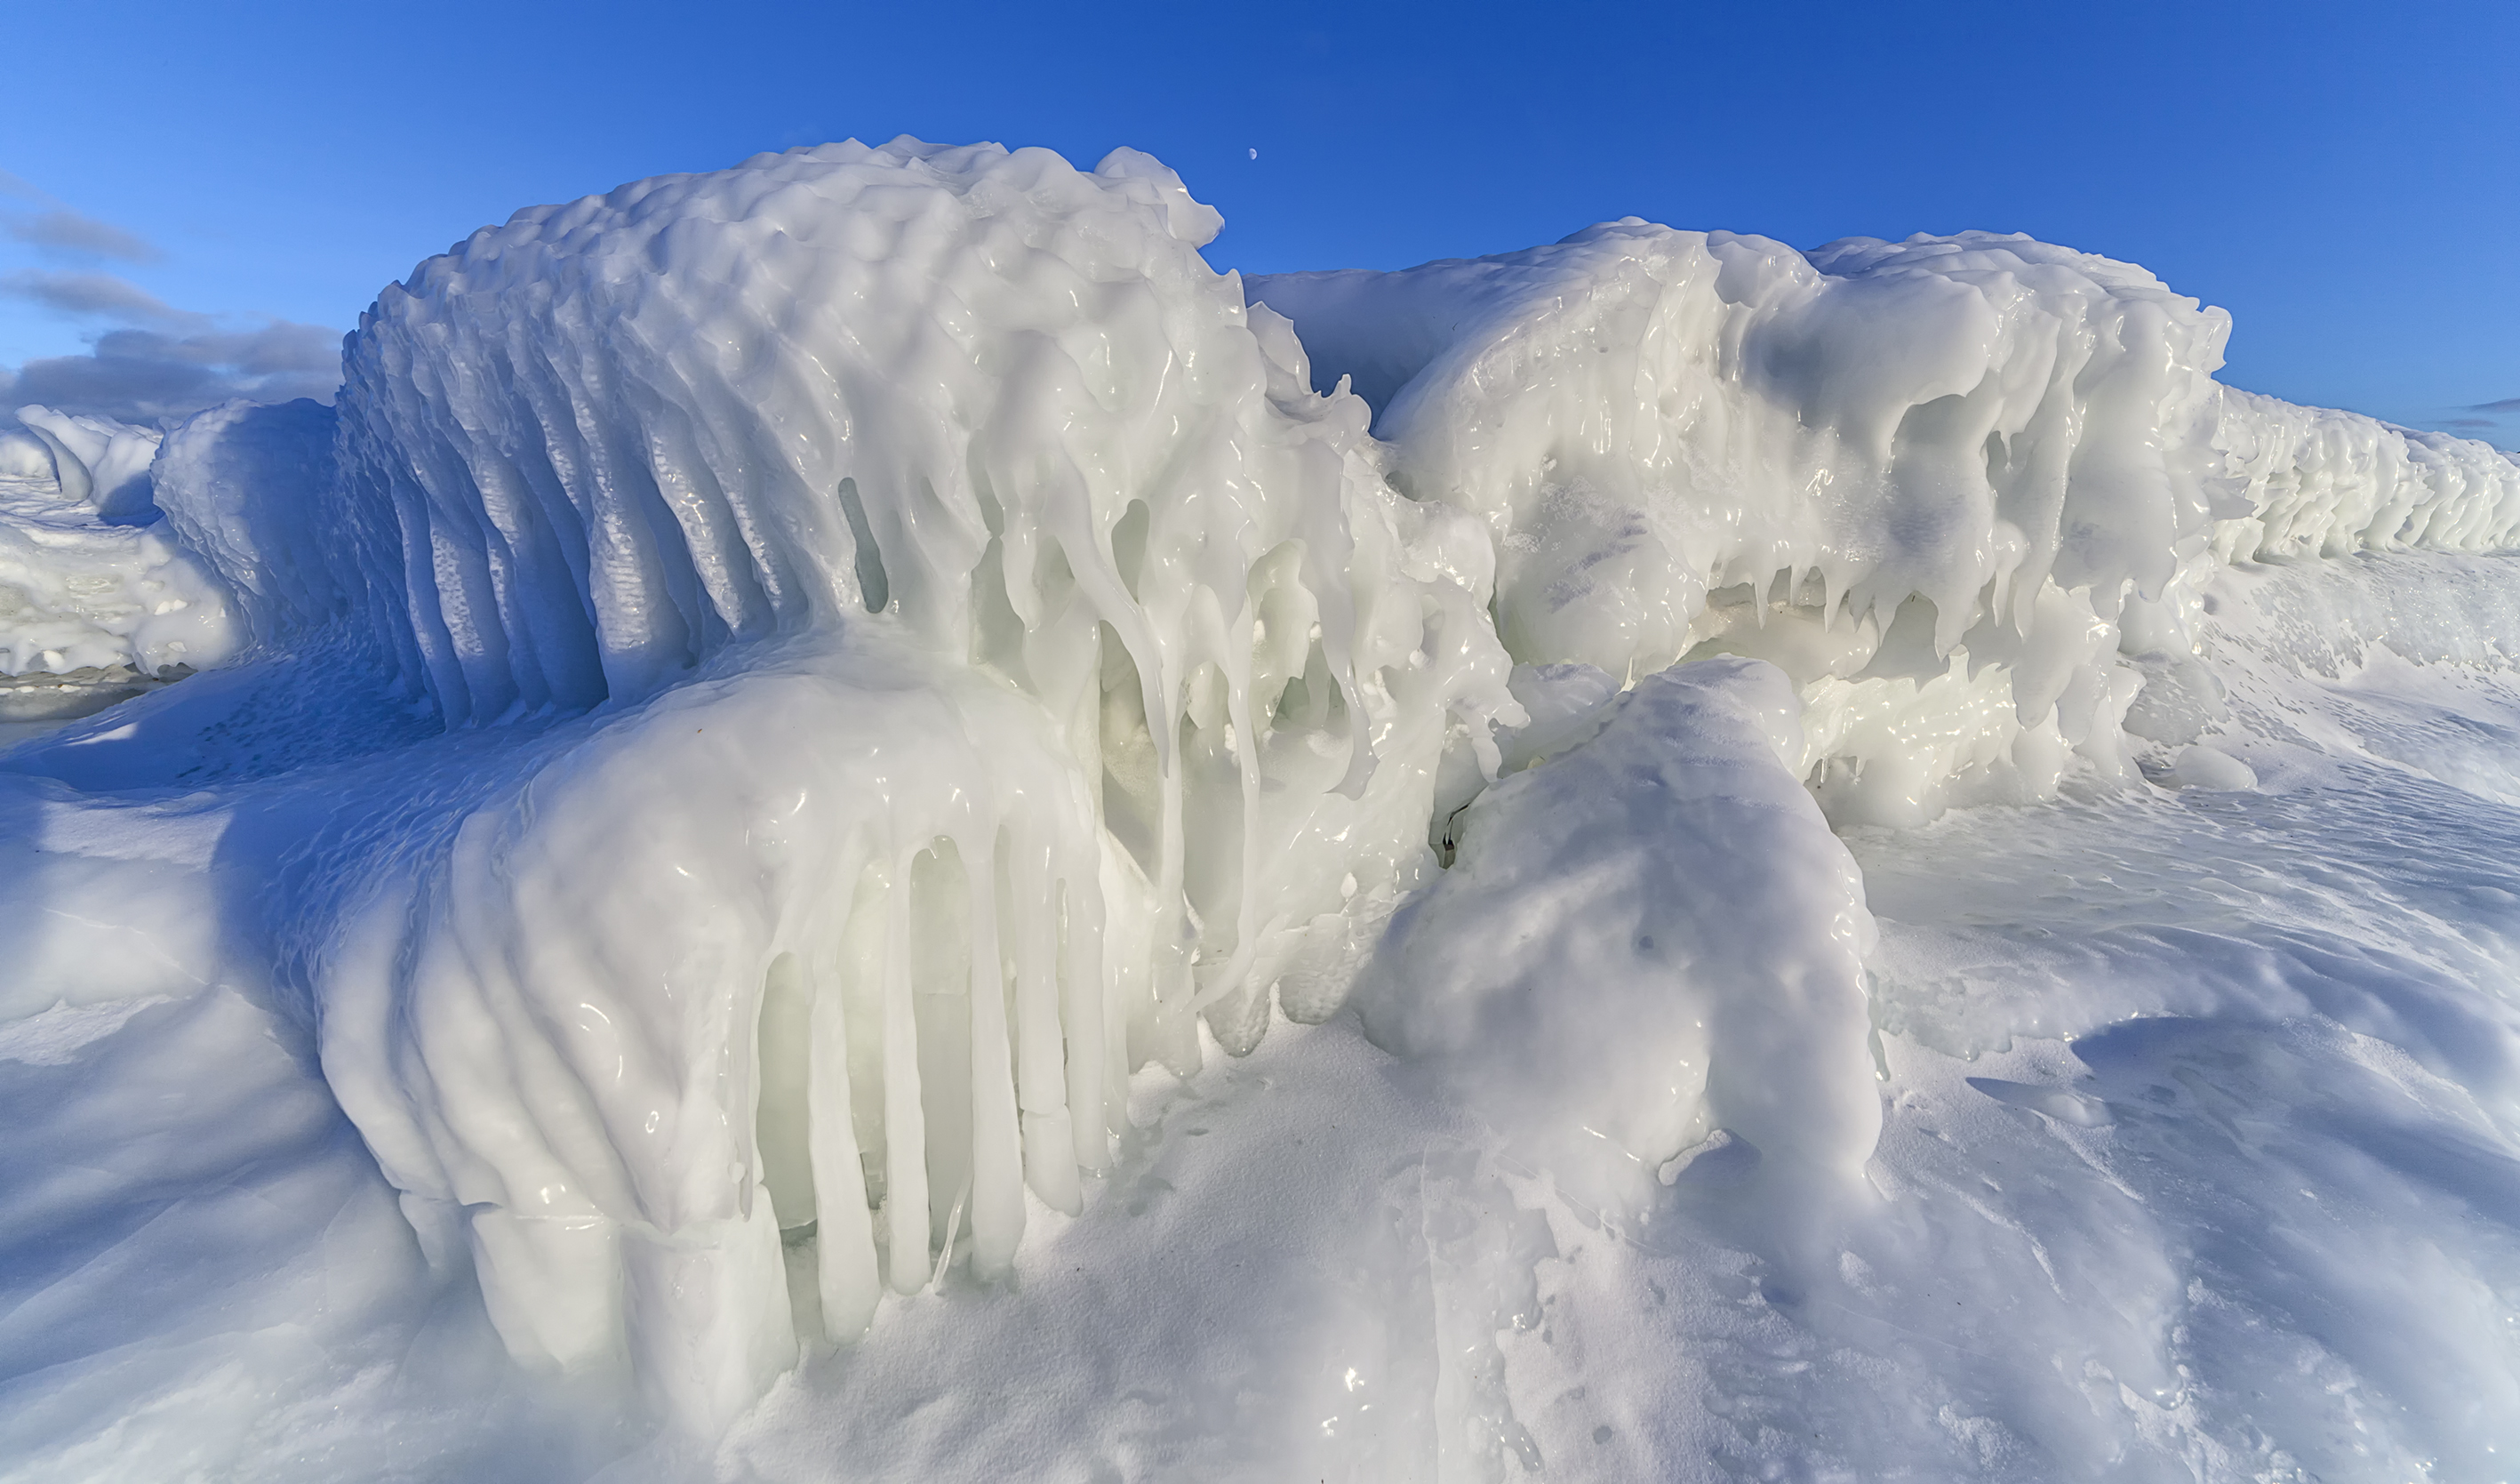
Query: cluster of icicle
[
  {"left": 1253, "top": 226, "right": 2520, "bottom": 824},
  {"left": 312, "top": 139, "right": 1521, "bottom": 1428}
]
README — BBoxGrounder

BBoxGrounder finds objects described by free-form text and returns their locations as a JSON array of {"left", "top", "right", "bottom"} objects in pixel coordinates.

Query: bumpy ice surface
[{"left": 4, "top": 140, "right": 2520, "bottom": 1482}]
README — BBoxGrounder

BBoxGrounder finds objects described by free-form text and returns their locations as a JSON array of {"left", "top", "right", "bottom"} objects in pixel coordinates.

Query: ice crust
[
  {"left": 1253, "top": 226, "right": 2520, "bottom": 824},
  {"left": 7, "top": 138, "right": 2520, "bottom": 1476}
]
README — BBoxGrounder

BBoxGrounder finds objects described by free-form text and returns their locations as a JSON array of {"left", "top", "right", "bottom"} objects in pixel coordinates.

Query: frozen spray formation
[
  {"left": 11, "top": 136, "right": 2520, "bottom": 1458},
  {"left": 1253, "top": 226, "right": 2520, "bottom": 823},
  {"left": 312, "top": 138, "right": 1521, "bottom": 1426}
]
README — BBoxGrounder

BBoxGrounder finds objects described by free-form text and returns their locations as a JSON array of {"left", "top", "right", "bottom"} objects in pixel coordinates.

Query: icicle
[
  {"left": 962, "top": 838, "right": 1024, "bottom": 1278},
  {"left": 807, "top": 875, "right": 884, "bottom": 1341},
  {"left": 1006, "top": 826, "right": 1081, "bottom": 1215},
  {"left": 878, "top": 857, "right": 929, "bottom": 1295},
  {"left": 1057, "top": 878, "right": 1111, "bottom": 1175}
]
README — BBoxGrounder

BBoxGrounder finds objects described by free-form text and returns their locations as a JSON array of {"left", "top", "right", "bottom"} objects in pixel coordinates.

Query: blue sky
[{"left": 3, "top": 0, "right": 2513, "bottom": 441}]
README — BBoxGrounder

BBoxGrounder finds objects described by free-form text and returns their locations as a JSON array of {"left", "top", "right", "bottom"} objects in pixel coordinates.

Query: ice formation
[
  {"left": 300, "top": 138, "right": 1518, "bottom": 1427},
  {"left": 0, "top": 406, "right": 241, "bottom": 722},
  {"left": 1364, "top": 656, "right": 1880, "bottom": 1213},
  {"left": 7, "top": 136, "right": 2520, "bottom": 1478},
  {"left": 1253, "top": 227, "right": 2520, "bottom": 824},
  {"left": 14, "top": 406, "right": 164, "bottom": 522}
]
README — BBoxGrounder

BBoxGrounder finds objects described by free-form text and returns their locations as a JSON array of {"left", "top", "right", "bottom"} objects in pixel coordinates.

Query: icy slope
[{"left": 1252, "top": 228, "right": 2520, "bottom": 824}]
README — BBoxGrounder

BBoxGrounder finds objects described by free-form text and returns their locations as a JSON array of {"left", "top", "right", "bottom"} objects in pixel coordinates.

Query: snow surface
[{"left": 4, "top": 139, "right": 2520, "bottom": 1480}]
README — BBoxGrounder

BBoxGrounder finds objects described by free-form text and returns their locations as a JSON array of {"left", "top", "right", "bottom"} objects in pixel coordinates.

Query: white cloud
[
  {"left": 2, "top": 269, "right": 204, "bottom": 327},
  {"left": 6, "top": 209, "right": 163, "bottom": 264},
  {"left": 0, "top": 181, "right": 339, "bottom": 427},
  {"left": 1, "top": 321, "right": 341, "bottom": 427}
]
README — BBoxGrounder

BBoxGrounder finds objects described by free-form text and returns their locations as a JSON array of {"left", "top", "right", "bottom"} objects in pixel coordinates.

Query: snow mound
[
  {"left": 1364, "top": 657, "right": 1879, "bottom": 1212},
  {"left": 0, "top": 430, "right": 52, "bottom": 480},
  {"left": 1252, "top": 227, "right": 2520, "bottom": 824},
  {"left": 315, "top": 138, "right": 1519, "bottom": 1429}
]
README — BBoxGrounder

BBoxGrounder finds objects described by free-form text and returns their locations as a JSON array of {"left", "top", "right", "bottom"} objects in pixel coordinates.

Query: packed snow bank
[
  {"left": 310, "top": 137, "right": 1518, "bottom": 1429},
  {"left": 1363, "top": 657, "right": 1879, "bottom": 1212},
  {"left": 0, "top": 406, "right": 242, "bottom": 691},
  {"left": 1252, "top": 228, "right": 2520, "bottom": 824}
]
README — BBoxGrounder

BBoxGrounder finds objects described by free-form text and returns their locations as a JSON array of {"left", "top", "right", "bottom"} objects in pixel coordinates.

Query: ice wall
[
  {"left": 1252, "top": 227, "right": 2520, "bottom": 823},
  {"left": 312, "top": 139, "right": 1519, "bottom": 1429}
]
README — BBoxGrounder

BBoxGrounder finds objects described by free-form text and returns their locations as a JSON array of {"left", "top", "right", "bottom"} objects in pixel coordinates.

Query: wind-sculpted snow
[
  {"left": 1253, "top": 228, "right": 2520, "bottom": 824},
  {"left": 316, "top": 138, "right": 1520, "bottom": 1428}
]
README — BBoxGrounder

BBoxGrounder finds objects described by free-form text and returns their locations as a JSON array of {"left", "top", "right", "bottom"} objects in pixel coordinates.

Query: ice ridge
[{"left": 1252, "top": 225, "right": 2520, "bottom": 823}]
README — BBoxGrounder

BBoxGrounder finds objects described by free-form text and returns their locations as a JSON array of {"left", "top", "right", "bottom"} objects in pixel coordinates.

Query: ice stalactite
[{"left": 311, "top": 138, "right": 1519, "bottom": 1431}]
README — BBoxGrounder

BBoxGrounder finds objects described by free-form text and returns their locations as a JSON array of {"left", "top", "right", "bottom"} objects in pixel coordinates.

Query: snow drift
[{"left": 1364, "top": 656, "right": 1881, "bottom": 1214}]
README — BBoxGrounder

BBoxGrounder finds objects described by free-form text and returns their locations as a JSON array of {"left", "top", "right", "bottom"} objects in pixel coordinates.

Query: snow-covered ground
[{"left": 3, "top": 140, "right": 2517, "bottom": 1481}]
